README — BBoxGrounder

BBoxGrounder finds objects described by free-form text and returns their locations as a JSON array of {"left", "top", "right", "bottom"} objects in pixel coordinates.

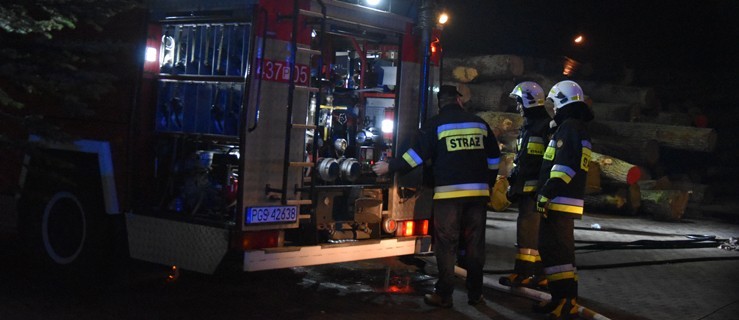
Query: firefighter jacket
[
  {"left": 536, "top": 113, "right": 592, "bottom": 219},
  {"left": 509, "top": 107, "right": 551, "bottom": 195},
  {"left": 388, "top": 103, "right": 501, "bottom": 200}
]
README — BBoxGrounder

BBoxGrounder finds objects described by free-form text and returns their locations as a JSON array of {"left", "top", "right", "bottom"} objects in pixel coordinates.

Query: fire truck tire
[{"left": 18, "top": 187, "right": 113, "bottom": 281}]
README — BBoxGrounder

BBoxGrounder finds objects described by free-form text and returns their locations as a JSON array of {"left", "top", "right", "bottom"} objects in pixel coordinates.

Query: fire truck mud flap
[
  {"left": 125, "top": 212, "right": 229, "bottom": 274},
  {"left": 243, "top": 236, "right": 432, "bottom": 272}
]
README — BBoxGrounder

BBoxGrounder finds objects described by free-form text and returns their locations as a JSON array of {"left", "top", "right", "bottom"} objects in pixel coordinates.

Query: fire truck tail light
[
  {"left": 402, "top": 221, "right": 414, "bottom": 236},
  {"left": 397, "top": 219, "right": 429, "bottom": 237},
  {"left": 421, "top": 219, "right": 429, "bottom": 235},
  {"left": 241, "top": 231, "right": 280, "bottom": 250},
  {"left": 382, "top": 218, "right": 398, "bottom": 234}
]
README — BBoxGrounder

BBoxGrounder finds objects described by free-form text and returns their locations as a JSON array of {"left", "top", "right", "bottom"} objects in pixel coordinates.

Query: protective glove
[{"left": 536, "top": 194, "right": 549, "bottom": 213}]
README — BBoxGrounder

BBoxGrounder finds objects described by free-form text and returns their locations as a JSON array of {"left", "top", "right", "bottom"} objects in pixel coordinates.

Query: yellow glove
[{"left": 536, "top": 195, "right": 549, "bottom": 213}]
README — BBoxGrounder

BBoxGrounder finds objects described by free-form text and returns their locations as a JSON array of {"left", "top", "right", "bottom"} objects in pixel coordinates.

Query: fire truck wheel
[{"left": 18, "top": 188, "right": 111, "bottom": 280}]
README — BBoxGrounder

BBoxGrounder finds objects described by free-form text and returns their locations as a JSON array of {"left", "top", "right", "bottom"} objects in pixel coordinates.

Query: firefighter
[
  {"left": 372, "top": 85, "right": 501, "bottom": 308},
  {"left": 533, "top": 80, "right": 593, "bottom": 319},
  {"left": 499, "top": 81, "right": 551, "bottom": 290}
]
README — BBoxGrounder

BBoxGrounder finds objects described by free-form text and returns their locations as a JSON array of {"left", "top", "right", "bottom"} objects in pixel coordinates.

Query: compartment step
[
  {"left": 295, "top": 85, "right": 319, "bottom": 93},
  {"left": 287, "top": 199, "right": 313, "bottom": 205}
]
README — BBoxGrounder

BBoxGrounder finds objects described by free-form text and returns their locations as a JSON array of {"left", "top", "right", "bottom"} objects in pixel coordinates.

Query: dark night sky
[{"left": 439, "top": 0, "right": 739, "bottom": 90}]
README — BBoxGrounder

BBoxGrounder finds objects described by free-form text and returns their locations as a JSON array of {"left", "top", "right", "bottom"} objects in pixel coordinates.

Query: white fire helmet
[
  {"left": 547, "top": 80, "right": 584, "bottom": 110},
  {"left": 509, "top": 81, "right": 545, "bottom": 108}
]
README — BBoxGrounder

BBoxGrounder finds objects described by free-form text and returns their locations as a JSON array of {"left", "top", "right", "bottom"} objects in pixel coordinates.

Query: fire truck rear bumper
[{"left": 243, "top": 236, "right": 432, "bottom": 272}]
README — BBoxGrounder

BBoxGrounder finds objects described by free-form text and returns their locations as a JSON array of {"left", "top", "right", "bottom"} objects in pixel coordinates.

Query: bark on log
[
  {"left": 637, "top": 176, "right": 672, "bottom": 191},
  {"left": 590, "top": 102, "right": 641, "bottom": 122},
  {"left": 459, "top": 55, "right": 525, "bottom": 81},
  {"left": 476, "top": 111, "right": 523, "bottom": 152},
  {"left": 646, "top": 112, "right": 693, "bottom": 126},
  {"left": 441, "top": 57, "right": 467, "bottom": 82},
  {"left": 592, "top": 151, "right": 642, "bottom": 185},
  {"left": 625, "top": 183, "right": 642, "bottom": 215},
  {"left": 585, "top": 193, "right": 626, "bottom": 213},
  {"left": 671, "top": 181, "right": 713, "bottom": 204},
  {"left": 591, "top": 137, "right": 660, "bottom": 167},
  {"left": 476, "top": 111, "right": 523, "bottom": 133},
  {"left": 585, "top": 162, "right": 602, "bottom": 194},
  {"left": 589, "top": 120, "right": 717, "bottom": 152},
  {"left": 640, "top": 189, "right": 690, "bottom": 221},
  {"left": 459, "top": 82, "right": 513, "bottom": 112},
  {"left": 601, "top": 180, "right": 641, "bottom": 215},
  {"left": 584, "top": 184, "right": 640, "bottom": 215},
  {"left": 578, "top": 81, "right": 659, "bottom": 109}
]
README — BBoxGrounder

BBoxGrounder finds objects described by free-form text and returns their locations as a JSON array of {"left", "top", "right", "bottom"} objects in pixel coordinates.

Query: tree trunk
[
  {"left": 578, "top": 81, "right": 659, "bottom": 109},
  {"left": 585, "top": 192, "right": 626, "bottom": 213},
  {"left": 452, "top": 66, "right": 479, "bottom": 83},
  {"left": 590, "top": 102, "right": 641, "bottom": 122},
  {"left": 459, "top": 54, "right": 525, "bottom": 81},
  {"left": 643, "top": 112, "right": 693, "bottom": 126},
  {"left": 585, "top": 161, "right": 602, "bottom": 194},
  {"left": 640, "top": 189, "right": 690, "bottom": 221},
  {"left": 589, "top": 120, "right": 717, "bottom": 152},
  {"left": 591, "top": 137, "right": 660, "bottom": 167},
  {"left": 592, "top": 151, "right": 642, "bottom": 185},
  {"left": 671, "top": 181, "right": 714, "bottom": 204},
  {"left": 459, "top": 82, "right": 513, "bottom": 112},
  {"left": 441, "top": 57, "right": 467, "bottom": 82},
  {"left": 601, "top": 180, "right": 641, "bottom": 215},
  {"left": 476, "top": 111, "right": 523, "bottom": 132},
  {"left": 475, "top": 111, "right": 524, "bottom": 152}
]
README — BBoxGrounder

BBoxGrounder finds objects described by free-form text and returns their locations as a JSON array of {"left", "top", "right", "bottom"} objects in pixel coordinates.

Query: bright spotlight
[
  {"left": 365, "top": 0, "right": 381, "bottom": 7},
  {"left": 438, "top": 12, "right": 449, "bottom": 25},
  {"left": 145, "top": 47, "right": 158, "bottom": 62},
  {"left": 381, "top": 119, "right": 394, "bottom": 133},
  {"left": 573, "top": 34, "right": 585, "bottom": 45}
]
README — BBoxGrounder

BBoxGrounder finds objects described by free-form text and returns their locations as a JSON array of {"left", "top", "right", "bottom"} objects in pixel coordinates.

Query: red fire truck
[{"left": 5, "top": 0, "right": 445, "bottom": 275}]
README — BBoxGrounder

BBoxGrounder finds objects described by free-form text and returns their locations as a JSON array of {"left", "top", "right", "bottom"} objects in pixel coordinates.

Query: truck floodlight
[
  {"left": 145, "top": 47, "right": 158, "bottom": 62},
  {"left": 381, "top": 119, "right": 394, "bottom": 133}
]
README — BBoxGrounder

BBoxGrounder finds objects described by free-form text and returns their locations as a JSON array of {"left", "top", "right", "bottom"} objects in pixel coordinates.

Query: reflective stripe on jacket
[
  {"left": 537, "top": 118, "right": 591, "bottom": 218},
  {"left": 389, "top": 104, "right": 501, "bottom": 200}
]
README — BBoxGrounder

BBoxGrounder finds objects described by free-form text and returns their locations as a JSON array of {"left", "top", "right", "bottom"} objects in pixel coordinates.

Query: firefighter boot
[
  {"left": 531, "top": 275, "right": 549, "bottom": 291},
  {"left": 547, "top": 298, "right": 579, "bottom": 320},
  {"left": 533, "top": 278, "right": 573, "bottom": 313},
  {"left": 499, "top": 273, "right": 536, "bottom": 287},
  {"left": 499, "top": 257, "right": 536, "bottom": 287},
  {"left": 424, "top": 292, "right": 453, "bottom": 308},
  {"left": 533, "top": 259, "right": 549, "bottom": 291}
]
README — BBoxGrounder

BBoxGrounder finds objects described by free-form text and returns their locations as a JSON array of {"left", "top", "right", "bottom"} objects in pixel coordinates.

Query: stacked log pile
[{"left": 450, "top": 54, "right": 721, "bottom": 220}]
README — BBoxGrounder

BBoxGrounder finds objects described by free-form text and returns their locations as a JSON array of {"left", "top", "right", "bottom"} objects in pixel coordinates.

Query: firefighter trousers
[
  {"left": 432, "top": 197, "right": 488, "bottom": 300},
  {"left": 538, "top": 212, "right": 577, "bottom": 300},
  {"left": 514, "top": 193, "right": 543, "bottom": 277}
]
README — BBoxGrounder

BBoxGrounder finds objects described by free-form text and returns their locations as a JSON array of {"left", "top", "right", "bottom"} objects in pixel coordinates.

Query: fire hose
[{"left": 418, "top": 256, "right": 612, "bottom": 320}]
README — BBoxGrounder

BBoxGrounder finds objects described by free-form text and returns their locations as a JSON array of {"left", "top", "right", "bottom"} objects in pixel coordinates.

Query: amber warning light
[{"left": 398, "top": 220, "right": 429, "bottom": 236}]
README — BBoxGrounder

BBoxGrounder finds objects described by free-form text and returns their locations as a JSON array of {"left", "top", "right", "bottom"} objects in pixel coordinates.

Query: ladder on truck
[{"left": 277, "top": 1, "right": 328, "bottom": 232}]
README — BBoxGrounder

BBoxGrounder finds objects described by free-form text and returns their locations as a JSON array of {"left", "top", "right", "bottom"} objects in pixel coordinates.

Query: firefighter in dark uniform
[
  {"left": 372, "top": 85, "right": 501, "bottom": 308},
  {"left": 533, "top": 80, "right": 593, "bottom": 319},
  {"left": 499, "top": 81, "right": 551, "bottom": 290}
]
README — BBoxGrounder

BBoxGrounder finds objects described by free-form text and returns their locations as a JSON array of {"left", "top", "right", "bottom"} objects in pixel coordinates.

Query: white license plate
[{"left": 245, "top": 206, "right": 298, "bottom": 224}]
